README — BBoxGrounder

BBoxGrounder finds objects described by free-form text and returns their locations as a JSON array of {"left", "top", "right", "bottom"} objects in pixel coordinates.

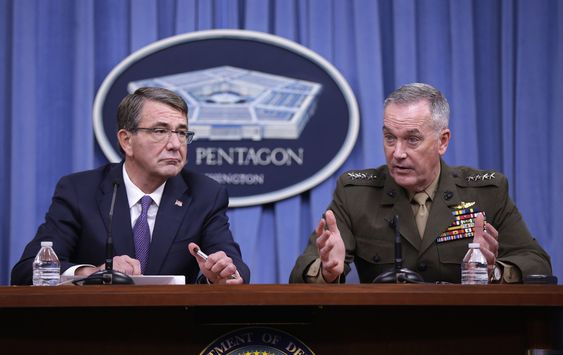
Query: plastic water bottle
[
  {"left": 32, "top": 241, "right": 61, "bottom": 286},
  {"left": 461, "top": 242, "right": 488, "bottom": 285}
]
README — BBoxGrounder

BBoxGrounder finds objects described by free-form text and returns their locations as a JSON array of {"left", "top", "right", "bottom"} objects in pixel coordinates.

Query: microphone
[
  {"left": 78, "top": 181, "right": 133, "bottom": 285},
  {"left": 373, "top": 215, "right": 424, "bottom": 284}
]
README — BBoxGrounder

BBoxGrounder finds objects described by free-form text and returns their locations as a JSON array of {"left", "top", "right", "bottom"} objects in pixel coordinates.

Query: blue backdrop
[{"left": 1, "top": 0, "right": 562, "bottom": 284}]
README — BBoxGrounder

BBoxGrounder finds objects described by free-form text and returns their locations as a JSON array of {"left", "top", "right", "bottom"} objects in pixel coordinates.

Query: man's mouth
[
  {"left": 393, "top": 165, "right": 413, "bottom": 173},
  {"left": 161, "top": 158, "right": 181, "bottom": 165}
]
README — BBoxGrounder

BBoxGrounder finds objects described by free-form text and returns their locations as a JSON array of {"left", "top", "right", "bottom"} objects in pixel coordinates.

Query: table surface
[{"left": 1, "top": 283, "right": 562, "bottom": 308}]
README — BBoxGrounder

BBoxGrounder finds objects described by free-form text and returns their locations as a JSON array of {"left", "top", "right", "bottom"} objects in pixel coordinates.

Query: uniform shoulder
[
  {"left": 339, "top": 166, "right": 387, "bottom": 187},
  {"left": 449, "top": 165, "right": 507, "bottom": 187}
]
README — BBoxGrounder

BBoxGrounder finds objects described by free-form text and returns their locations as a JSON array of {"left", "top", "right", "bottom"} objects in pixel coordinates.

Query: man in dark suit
[
  {"left": 11, "top": 87, "right": 249, "bottom": 285},
  {"left": 289, "top": 83, "right": 551, "bottom": 284}
]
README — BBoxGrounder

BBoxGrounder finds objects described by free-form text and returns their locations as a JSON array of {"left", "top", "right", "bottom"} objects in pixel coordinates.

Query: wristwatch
[{"left": 491, "top": 263, "right": 503, "bottom": 283}]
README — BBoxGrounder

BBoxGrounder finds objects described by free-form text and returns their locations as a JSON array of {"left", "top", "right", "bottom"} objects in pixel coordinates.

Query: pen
[
  {"left": 322, "top": 212, "right": 329, "bottom": 231},
  {"left": 193, "top": 247, "right": 238, "bottom": 280}
]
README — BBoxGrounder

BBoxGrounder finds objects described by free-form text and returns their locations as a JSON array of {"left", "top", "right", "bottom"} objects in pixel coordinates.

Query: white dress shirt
[{"left": 122, "top": 164, "right": 166, "bottom": 241}]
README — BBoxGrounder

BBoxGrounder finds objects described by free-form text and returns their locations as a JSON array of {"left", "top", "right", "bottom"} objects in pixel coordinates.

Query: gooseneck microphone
[
  {"left": 78, "top": 181, "right": 134, "bottom": 285},
  {"left": 373, "top": 215, "right": 424, "bottom": 284}
]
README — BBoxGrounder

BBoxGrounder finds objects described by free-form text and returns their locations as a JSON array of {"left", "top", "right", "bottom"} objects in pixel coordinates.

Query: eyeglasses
[{"left": 134, "top": 127, "right": 195, "bottom": 144}]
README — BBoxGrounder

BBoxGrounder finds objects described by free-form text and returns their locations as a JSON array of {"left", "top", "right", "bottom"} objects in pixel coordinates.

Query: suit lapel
[
  {"left": 145, "top": 173, "right": 190, "bottom": 274},
  {"left": 97, "top": 164, "right": 135, "bottom": 257},
  {"left": 96, "top": 163, "right": 135, "bottom": 257},
  {"left": 112, "top": 183, "right": 135, "bottom": 256}
]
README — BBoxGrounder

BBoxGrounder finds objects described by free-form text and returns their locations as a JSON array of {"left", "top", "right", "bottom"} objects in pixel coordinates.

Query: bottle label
[
  {"left": 461, "top": 263, "right": 488, "bottom": 285},
  {"left": 32, "top": 265, "right": 60, "bottom": 286}
]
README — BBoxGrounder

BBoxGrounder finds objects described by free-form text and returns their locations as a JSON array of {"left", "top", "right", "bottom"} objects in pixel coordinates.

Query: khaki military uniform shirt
[{"left": 289, "top": 160, "right": 552, "bottom": 284}]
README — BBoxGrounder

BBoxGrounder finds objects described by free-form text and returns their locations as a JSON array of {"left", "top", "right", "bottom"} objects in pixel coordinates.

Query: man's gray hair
[
  {"left": 117, "top": 87, "right": 188, "bottom": 131},
  {"left": 384, "top": 83, "right": 449, "bottom": 131}
]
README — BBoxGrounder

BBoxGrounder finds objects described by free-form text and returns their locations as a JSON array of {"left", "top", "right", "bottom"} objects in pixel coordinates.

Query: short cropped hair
[{"left": 384, "top": 83, "right": 449, "bottom": 132}]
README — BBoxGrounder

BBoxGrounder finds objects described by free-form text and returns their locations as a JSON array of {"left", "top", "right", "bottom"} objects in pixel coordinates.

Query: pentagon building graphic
[{"left": 128, "top": 66, "right": 322, "bottom": 140}]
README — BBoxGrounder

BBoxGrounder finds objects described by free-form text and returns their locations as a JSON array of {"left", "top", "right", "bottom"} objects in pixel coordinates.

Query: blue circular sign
[{"left": 94, "top": 30, "right": 359, "bottom": 207}]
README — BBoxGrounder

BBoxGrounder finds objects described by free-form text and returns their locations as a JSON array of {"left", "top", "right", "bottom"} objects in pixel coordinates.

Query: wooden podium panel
[{"left": 1, "top": 284, "right": 562, "bottom": 354}]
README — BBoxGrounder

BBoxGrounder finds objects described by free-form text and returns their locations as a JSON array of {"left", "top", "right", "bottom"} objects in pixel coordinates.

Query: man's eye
[
  {"left": 153, "top": 128, "right": 167, "bottom": 135},
  {"left": 384, "top": 135, "right": 396, "bottom": 143},
  {"left": 176, "top": 130, "right": 188, "bottom": 137},
  {"left": 408, "top": 136, "right": 421, "bottom": 144}
]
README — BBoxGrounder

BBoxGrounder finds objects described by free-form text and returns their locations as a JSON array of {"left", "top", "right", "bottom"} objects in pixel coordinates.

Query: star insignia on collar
[
  {"left": 347, "top": 172, "right": 377, "bottom": 180},
  {"left": 465, "top": 172, "right": 496, "bottom": 182}
]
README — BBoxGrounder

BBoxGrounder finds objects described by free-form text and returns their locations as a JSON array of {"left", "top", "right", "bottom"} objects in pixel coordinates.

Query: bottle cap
[
  {"left": 40, "top": 241, "right": 53, "bottom": 247},
  {"left": 468, "top": 242, "right": 480, "bottom": 248}
]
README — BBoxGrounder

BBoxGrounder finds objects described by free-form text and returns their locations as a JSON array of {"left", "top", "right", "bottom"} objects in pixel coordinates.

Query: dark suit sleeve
[
  {"left": 11, "top": 175, "right": 86, "bottom": 285},
  {"left": 197, "top": 184, "right": 251, "bottom": 283}
]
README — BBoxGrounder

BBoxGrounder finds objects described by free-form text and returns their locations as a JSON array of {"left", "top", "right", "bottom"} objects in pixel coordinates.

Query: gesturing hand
[
  {"left": 316, "top": 210, "right": 345, "bottom": 283},
  {"left": 473, "top": 213, "right": 499, "bottom": 275}
]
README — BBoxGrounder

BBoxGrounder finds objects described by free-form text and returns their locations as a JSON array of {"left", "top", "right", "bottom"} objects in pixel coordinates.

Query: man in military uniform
[{"left": 289, "top": 83, "right": 551, "bottom": 284}]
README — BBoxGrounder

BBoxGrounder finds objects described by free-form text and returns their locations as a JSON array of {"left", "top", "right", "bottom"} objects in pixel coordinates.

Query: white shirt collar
[{"left": 122, "top": 164, "right": 166, "bottom": 208}]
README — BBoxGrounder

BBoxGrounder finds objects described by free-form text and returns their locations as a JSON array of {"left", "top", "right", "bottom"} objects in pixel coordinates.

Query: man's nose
[
  {"left": 166, "top": 132, "right": 183, "bottom": 149},
  {"left": 393, "top": 141, "right": 407, "bottom": 159}
]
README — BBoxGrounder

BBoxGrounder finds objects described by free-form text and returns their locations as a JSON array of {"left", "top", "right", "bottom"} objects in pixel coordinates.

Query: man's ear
[
  {"left": 117, "top": 129, "right": 133, "bottom": 156},
  {"left": 438, "top": 128, "right": 451, "bottom": 156}
]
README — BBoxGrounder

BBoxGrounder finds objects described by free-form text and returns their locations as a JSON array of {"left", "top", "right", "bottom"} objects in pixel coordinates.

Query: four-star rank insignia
[
  {"left": 465, "top": 172, "right": 496, "bottom": 182},
  {"left": 346, "top": 172, "right": 377, "bottom": 180},
  {"left": 436, "top": 202, "right": 484, "bottom": 243}
]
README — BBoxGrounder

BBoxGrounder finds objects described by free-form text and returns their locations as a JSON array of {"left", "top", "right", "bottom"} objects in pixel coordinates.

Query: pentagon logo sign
[{"left": 93, "top": 29, "right": 359, "bottom": 207}]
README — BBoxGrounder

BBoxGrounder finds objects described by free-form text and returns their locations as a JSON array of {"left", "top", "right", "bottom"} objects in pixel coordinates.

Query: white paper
[
  {"left": 60, "top": 274, "right": 186, "bottom": 285},
  {"left": 130, "top": 275, "right": 185, "bottom": 285}
]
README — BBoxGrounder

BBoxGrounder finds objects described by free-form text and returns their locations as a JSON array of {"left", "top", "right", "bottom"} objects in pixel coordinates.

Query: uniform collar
[{"left": 407, "top": 168, "right": 441, "bottom": 202}]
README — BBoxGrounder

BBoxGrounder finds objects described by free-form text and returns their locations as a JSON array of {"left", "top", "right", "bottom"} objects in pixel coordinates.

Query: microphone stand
[
  {"left": 77, "top": 182, "right": 133, "bottom": 285},
  {"left": 373, "top": 215, "right": 424, "bottom": 284}
]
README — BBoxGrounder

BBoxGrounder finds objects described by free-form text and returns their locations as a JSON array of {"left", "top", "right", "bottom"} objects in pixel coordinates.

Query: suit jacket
[
  {"left": 289, "top": 160, "right": 551, "bottom": 283},
  {"left": 11, "top": 163, "right": 250, "bottom": 285}
]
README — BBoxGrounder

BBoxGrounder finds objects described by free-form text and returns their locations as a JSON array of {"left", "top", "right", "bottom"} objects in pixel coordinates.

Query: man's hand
[
  {"left": 74, "top": 255, "right": 141, "bottom": 276},
  {"left": 473, "top": 213, "right": 499, "bottom": 275},
  {"left": 316, "top": 210, "right": 345, "bottom": 283},
  {"left": 188, "top": 242, "right": 243, "bottom": 284}
]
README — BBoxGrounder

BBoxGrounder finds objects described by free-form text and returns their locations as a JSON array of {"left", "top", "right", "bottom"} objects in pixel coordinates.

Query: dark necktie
[{"left": 133, "top": 195, "right": 152, "bottom": 273}]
